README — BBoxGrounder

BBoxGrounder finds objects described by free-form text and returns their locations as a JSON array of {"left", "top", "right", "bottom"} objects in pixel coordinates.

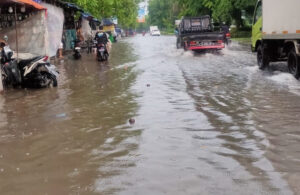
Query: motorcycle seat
[{"left": 18, "top": 56, "right": 43, "bottom": 67}]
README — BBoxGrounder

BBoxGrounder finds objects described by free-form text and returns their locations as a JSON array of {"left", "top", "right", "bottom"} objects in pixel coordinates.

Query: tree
[
  {"left": 148, "top": 0, "right": 179, "bottom": 30},
  {"left": 62, "top": 0, "right": 139, "bottom": 28},
  {"left": 148, "top": 0, "right": 257, "bottom": 30}
]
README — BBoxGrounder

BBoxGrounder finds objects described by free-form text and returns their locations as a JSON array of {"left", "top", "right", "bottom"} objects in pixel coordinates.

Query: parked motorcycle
[
  {"left": 0, "top": 46, "right": 21, "bottom": 88},
  {"left": 73, "top": 40, "right": 81, "bottom": 59},
  {"left": 20, "top": 56, "right": 59, "bottom": 88},
  {"left": 0, "top": 45, "right": 59, "bottom": 89},
  {"left": 97, "top": 43, "right": 109, "bottom": 62},
  {"left": 73, "top": 46, "right": 81, "bottom": 59}
]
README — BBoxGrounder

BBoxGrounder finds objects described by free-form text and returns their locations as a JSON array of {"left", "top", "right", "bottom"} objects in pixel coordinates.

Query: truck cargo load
[
  {"left": 263, "top": 0, "right": 300, "bottom": 39},
  {"left": 252, "top": 0, "right": 300, "bottom": 79}
]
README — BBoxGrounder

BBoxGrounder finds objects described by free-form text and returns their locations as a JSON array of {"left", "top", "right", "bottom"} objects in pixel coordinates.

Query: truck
[
  {"left": 176, "top": 15, "right": 227, "bottom": 51},
  {"left": 150, "top": 26, "right": 161, "bottom": 36},
  {"left": 252, "top": 0, "right": 300, "bottom": 79}
]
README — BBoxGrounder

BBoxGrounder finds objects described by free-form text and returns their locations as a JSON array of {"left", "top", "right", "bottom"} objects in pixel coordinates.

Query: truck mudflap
[{"left": 185, "top": 40, "right": 225, "bottom": 50}]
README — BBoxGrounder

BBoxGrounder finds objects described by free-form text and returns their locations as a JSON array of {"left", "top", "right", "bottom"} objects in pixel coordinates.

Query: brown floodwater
[{"left": 0, "top": 35, "right": 299, "bottom": 195}]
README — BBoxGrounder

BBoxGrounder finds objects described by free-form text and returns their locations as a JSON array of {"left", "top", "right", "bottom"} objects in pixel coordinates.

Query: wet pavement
[{"left": 0, "top": 35, "right": 300, "bottom": 195}]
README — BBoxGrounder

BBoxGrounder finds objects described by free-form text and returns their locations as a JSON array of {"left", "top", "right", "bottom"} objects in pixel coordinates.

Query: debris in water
[
  {"left": 26, "top": 153, "right": 30, "bottom": 156},
  {"left": 129, "top": 118, "right": 135, "bottom": 125},
  {"left": 74, "top": 108, "right": 81, "bottom": 113},
  {"left": 0, "top": 168, "right": 4, "bottom": 172},
  {"left": 146, "top": 84, "right": 150, "bottom": 87},
  {"left": 16, "top": 168, "right": 20, "bottom": 172},
  {"left": 56, "top": 113, "right": 67, "bottom": 118}
]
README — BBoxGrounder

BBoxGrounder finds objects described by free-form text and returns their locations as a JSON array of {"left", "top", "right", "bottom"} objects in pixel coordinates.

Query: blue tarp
[{"left": 81, "top": 12, "right": 92, "bottom": 19}]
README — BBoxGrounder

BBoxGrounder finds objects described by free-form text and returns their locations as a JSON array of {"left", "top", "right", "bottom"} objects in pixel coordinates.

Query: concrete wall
[
  {"left": 41, "top": 2, "right": 64, "bottom": 57},
  {"left": 0, "top": 11, "right": 47, "bottom": 56},
  {"left": 81, "top": 18, "right": 92, "bottom": 41}
]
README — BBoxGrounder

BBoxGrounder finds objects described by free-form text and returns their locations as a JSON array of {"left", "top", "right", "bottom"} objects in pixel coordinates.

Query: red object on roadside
[{"left": 226, "top": 33, "right": 231, "bottom": 37}]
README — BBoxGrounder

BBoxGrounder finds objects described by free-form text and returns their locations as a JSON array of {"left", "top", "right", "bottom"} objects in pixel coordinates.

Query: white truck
[
  {"left": 252, "top": 0, "right": 300, "bottom": 79},
  {"left": 150, "top": 26, "right": 161, "bottom": 36}
]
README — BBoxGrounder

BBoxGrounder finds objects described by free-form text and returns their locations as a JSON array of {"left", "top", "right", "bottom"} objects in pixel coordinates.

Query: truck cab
[{"left": 251, "top": 0, "right": 262, "bottom": 52}]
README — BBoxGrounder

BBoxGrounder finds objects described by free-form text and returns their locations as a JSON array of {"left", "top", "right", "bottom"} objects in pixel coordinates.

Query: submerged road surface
[{"left": 0, "top": 35, "right": 300, "bottom": 195}]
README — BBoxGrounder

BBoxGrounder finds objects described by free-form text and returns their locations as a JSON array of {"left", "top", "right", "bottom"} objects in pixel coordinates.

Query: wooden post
[
  {"left": 14, "top": 4, "right": 19, "bottom": 61},
  {"left": 0, "top": 71, "right": 3, "bottom": 93}
]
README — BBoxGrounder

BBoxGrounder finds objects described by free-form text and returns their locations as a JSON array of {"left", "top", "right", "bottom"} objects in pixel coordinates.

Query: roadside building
[{"left": 0, "top": 0, "right": 47, "bottom": 57}]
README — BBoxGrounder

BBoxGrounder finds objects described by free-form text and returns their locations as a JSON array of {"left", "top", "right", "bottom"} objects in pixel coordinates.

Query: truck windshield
[{"left": 254, "top": 1, "right": 262, "bottom": 24}]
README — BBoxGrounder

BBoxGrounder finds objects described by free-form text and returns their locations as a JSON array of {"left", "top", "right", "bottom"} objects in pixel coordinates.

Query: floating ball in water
[{"left": 129, "top": 118, "right": 135, "bottom": 125}]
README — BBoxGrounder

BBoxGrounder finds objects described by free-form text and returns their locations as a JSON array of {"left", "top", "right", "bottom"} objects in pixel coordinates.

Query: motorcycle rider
[{"left": 94, "top": 26, "right": 110, "bottom": 55}]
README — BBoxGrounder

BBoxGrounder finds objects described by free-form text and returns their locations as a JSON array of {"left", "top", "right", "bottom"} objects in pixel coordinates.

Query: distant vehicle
[
  {"left": 151, "top": 29, "right": 161, "bottom": 36},
  {"left": 252, "top": 0, "right": 300, "bottom": 79},
  {"left": 115, "top": 28, "right": 122, "bottom": 37},
  {"left": 73, "top": 40, "right": 81, "bottom": 59},
  {"left": 176, "top": 16, "right": 225, "bottom": 51},
  {"left": 150, "top": 26, "right": 161, "bottom": 36},
  {"left": 127, "top": 29, "right": 135, "bottom": 36}
]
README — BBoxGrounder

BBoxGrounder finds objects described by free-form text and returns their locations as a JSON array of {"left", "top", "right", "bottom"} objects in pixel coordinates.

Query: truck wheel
[
  {"left": 176, "top": 38, "right": 181, "bottom": 49},
  {"left": 257, "top": 45, "right": 269, "bottom": 70},
  {"left": 184, "top": 42, "right": 188, "bottom": 51},
  {"left": 287, "top": 49, "right": 300, "bottom": 79}
]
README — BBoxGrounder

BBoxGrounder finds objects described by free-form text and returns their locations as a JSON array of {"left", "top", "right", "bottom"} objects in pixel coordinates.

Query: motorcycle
[
  {"left": 1, "top": 45, "right": 59, "bottom": 89},
  {"left": 73, "top": 40, "right": 81, "bottom": 59},
  {"left": 20, "top": 56, "right": 59, "bottom": 88},
  {"left": 97, "top": 43, "right": 109, "bottom": 62}
]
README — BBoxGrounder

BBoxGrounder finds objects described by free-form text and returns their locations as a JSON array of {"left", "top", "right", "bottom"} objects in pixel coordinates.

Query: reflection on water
[
  {"left": 0, "top": 40, "right": 141, "bottom": 194},
  {"left": 0, "top": 36, "right": 299, "bottom": 195}
]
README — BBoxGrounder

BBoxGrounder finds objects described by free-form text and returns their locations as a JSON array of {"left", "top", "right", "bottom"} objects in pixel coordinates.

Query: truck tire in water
[
  {"left": 184, "top": 42, "right": 188, "bottom": 51},
  {"left": 287, "top": 49, "right": 300, "bottom": 79},
  {"left": 257, "top": 45, "right": 269, "bottom": 70},
  {"left": 176, "top": 38, "right": 181, "bottom": 49}
]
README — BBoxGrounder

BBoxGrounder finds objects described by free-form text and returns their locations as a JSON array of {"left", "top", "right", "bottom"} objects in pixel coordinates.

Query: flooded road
[{"left": 0, "top": 35, "right": 300, "bottom": 195}]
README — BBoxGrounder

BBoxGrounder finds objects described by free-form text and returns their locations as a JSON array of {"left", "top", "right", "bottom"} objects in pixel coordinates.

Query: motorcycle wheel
[
  {"left": 41, "top": 72, "right": 57, "bottom": 87},
  {"left": 104, "top": 54, "right": 108, "bottom": 61},
  {"left": 99, "top": 52, "right": 105, "bottom": 61},
  {"left": 97, "top": 55, "right": 102, "bottom": 61}
]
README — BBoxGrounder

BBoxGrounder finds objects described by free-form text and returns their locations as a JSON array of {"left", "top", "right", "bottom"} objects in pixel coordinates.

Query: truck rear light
[
  {"left": 190, "top": 41, "right": 197, "bottom": 45},
  {"left": 218, "top": 40, "right": 223, "bottom": 44}
]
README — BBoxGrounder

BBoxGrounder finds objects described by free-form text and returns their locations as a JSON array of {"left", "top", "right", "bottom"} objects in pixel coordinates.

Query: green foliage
[
  {"left": 148, "top": 0, "right": 176, "bottom": 30},
  {"left": 230, "top": 27, "right": 252, "bottom": 38},
  {"left": 148, "top": 0, "right": 257, "bottom": 30},
  {"left": 62, "top": 0, "right": 140, "bottom": 28}
]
